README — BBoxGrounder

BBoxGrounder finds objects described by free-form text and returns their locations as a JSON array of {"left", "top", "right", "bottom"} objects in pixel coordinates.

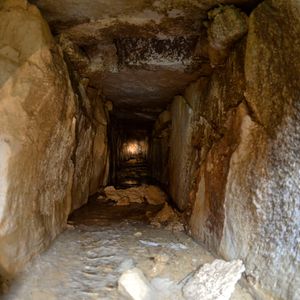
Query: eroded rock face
[
  {"left": 185, "top": 1, "right": 300, "bottom": 299},
  {"left": 0, "top": 0, "right": 76, "bottom": 278},
  {"left": 71, "top": 84, "right": 109, "bottom": 211},
  {"left": 220, "top": 1, "right": 300, "bottom": 298},
  {"left": 207, "top": 6, "right": 248, "bottom": 65}
]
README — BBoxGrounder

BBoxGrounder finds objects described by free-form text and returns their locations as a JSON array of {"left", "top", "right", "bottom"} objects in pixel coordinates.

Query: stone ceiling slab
[{"left": 28, "top": 0, "right": 261, "bottom": 121}]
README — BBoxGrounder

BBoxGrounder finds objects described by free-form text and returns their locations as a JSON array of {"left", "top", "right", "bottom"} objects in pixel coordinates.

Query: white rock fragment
[
  {"left": 182, "top": 259, "right": 245, "bottom": 300},
  {"left": 167, "top": 242, "right": 188, "bottom": 250},
  {"left": 139, "top": 240, "right": 161, "bottom": 247},
  {"left": 118, "top": 268, "right": 157, "bottom": 300}
]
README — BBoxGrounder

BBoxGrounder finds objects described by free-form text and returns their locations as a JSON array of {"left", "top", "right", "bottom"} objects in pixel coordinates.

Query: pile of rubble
[{"left": 101, "top": 185, "right": 185, "bottom": 231}]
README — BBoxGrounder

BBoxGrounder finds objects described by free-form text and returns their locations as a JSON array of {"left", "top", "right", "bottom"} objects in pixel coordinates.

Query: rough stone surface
[
  {"left": 169, "top": 96, "right": 193, "bottom": 211},
  {"left": 71, "top": 84, "right": 109, "bottom": 211},
  {"left": 182, "top": 259, "right": 245, "bottom": 300},
  {"left": 5, "top": 200, "right": 254, "bottom": 300},
  {"left": 28, "top": 0, "right": 259, "bottom": 121},
  {"left": 0, "top": 0, "right": 76, "bottom": 279},
  {"left": 207, "top": 6, "right": 248, "bottom": 65},
  {"left": 104, "top": 185, "right": 167, "bottom": 206},
  {"left": 187, "top": 1, "right": 300, "bottom": 299},
  {"left": 149, "top": 203, "right": 184, "bottom": 232},
  {"left": 220, "top": 2, "right": 300, "bottom": 299}
]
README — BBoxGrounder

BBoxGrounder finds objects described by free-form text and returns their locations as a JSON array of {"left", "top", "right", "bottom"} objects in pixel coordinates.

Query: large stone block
[
  {"left": 0, "top": 0, "right": 76, "bottom": 278},
  {"left": 190, "top": 1, "right": 300, "bottom": 298},
  {"left": 220, "top": 1, "right": 300, "bottom": 298},
  {"left": 169, "top": 96, "right": 193, "bottom": 210},
  {"left": 71, "top": 84, "right": 109, "bottom": 211}
]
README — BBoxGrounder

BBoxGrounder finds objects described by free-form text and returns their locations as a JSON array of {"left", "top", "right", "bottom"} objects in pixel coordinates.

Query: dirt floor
[{"left": 3, "top": 188, "right": 253, "bottom": 300}]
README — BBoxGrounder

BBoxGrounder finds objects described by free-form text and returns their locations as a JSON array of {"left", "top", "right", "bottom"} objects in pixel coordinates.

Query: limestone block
[
  {"left": 150, "top": 109, "right": 171, "bottom": 187},
  {"left": 71, "top": 114, "right": 94, "bottom": 211},
  {"left": 245, "top": 0, "right": 300, "bottom": 135},
  {"left": 89, "top": 96, "right": 109, "bottom": 194},
  {"left": 0, "top": 1, "right": 76, "bottom": 278},
  {"left": 182, "top": 259, "right": 245, "bottom": 300},
  {"left": 118, "top": 268, "right": 157, "bottom": 300},
  {"left": 71, "top": 85, "right": 109, "bottom": 210},
  {"left": 218, "top": 2, "right": 300, "bottom": 299},
  {"left": 207, "top": 6, "right": 248, "bottom": 65},
  {"left": 189, "top": 2, "right": 300, "bottom": 299},
  {"left": 208, "top": 6, "right": 248, "bottom": 50},
  {"left": 169, "top": 96, "right": 193, "bottom": 210}
]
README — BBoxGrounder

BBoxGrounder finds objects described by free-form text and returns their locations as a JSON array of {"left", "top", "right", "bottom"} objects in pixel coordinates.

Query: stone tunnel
[{"left": 0, "top": 0, "right": 299, "bottom": 299}]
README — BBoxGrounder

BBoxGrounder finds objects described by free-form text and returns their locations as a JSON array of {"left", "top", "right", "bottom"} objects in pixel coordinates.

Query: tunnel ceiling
[{"left": 30, "top": 0, "right": 261, "bottom": 121}]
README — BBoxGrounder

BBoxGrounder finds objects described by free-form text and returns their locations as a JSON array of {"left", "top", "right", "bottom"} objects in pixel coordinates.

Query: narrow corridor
[
  {"left": 4, "top": 189, "right": 251, "bottom": 300},
  {"left": 1, "top": 1, "right": 299, "bottom": 299}
]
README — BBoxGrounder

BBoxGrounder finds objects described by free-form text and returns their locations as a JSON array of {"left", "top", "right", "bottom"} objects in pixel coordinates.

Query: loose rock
[
  {"left": 104, "top": 185, "right": 167, "bottom": 206},
  {"left": 182, "top": 259, "right": 245, "bottom": 300},
  {"left": 118, "top": 268, "right": 157, "bottom": 300}
]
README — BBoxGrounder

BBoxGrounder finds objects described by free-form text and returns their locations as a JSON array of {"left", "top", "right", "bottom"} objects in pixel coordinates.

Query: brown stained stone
[
  {"left": 28, "top": 0, "right": 257, "bottom": 121},
  {"left": 207, "top": 6, "right": 248, "bottom": 66},
  {"left": 188, "top": 1, "right": 300, "bottom": 299},
  {"left": 0, "top": 0, "right": 76, "bottom": 278},
  {"left": 101, "top": 67, "right": 206, "bottom": 121},
  {"left": 190, "top": 104, "right": 246, "bottom": 250}
]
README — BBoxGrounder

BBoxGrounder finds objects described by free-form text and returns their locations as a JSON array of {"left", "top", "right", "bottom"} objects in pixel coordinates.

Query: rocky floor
[{"left": 4, "top": 187, "right": 253, "bottom": 300}]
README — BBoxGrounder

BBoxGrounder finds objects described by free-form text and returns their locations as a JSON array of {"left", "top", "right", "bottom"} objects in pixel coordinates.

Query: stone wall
[
  {"left": 150, "top": 110, "right": 171, "bottom": 189},
  {"left": 70, "top": 83, "right": 109, "bottom": 211},
  {"left": 180, "top": 1, "right": 300, "bottom": 299},
  {"left": 0, "top": 0, "right": 110, "bottom": 283},
  {"left": 0, "top": 0, "right": 76, "bottom": 279}
]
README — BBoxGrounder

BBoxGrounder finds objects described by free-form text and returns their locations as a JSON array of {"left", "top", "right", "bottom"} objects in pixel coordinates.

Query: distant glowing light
[{"left": 127, "top": 143, "right": 139, "bottom": 155}]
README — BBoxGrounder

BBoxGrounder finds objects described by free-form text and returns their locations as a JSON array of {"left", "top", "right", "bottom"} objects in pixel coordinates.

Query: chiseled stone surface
[
  {"left": 0, "top": 0, "right": 76, "bottom": 280},
  {"left": 182, "top": 259, "right": 245, "bottom": 300},
  {"left": 188, "top": 1, "right": 300, "bottom": 299},
  {"left": 71, "top": 84, "right": 109, "bottom": 211}
]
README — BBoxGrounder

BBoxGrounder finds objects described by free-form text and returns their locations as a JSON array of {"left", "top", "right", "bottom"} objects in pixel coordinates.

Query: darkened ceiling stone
[{"left": 29, "top": 0, "right": 261, "bottom": 121}]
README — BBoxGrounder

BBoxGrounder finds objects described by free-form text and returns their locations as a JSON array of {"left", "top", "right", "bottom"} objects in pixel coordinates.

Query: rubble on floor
[
  {"left": 103, "top": 185, "right": 167, "bottom": 206},
  {"left": 102, "top": 184, "right": 185, "bottom": 232},
  {"left": 148, "top": 203, "right": 185, "bottom": 232},
  {"left": 118, "top": 259, "right": 245, "bottom": 300},
  {"left": 4, "top": 198, "right": 252, "bottom": 300}
]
